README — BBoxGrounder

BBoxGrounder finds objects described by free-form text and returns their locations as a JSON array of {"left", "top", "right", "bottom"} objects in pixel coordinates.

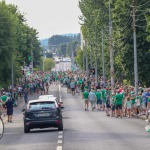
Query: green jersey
[
  {"left": 148, "top": 97, "right": 150, "bottom": 103},
  {"left": 1, "top": 95, "right": 7, "bottom": 103},
  {"left": 115, "top": 93, "right": 123, "bottom": 105},
  {"left": 111, "top": 95, "right": 116, "bottom": 105},
  {"left": 96, "top": 92, "right": 102, "bottom": 100},
  {"left": 101, "top": 89, "right": 106, "bottom": 99},
  {"left": 83, "top": 91, "right": 89, "bottom": 100}
]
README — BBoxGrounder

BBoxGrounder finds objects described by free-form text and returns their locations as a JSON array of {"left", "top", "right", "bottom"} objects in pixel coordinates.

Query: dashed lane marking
[
  {"left": 58, "top": 135, "right": 63, "bottom": 139},
  {"left": 56, "top": 146, "right": 62, "bottom": 150},
  {"left": 58, "top": 140, "right": 62, "bottom": 144},
  {"left": 56, "top": 130, "right": 63, "bottom": 150}
]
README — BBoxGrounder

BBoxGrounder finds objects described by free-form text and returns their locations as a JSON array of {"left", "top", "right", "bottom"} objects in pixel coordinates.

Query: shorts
[
  {"left": 102, "top": 99, "right": 106, "bottom": 104},
  {"left": 84, "top": 99, "right": 88, "bottom": 102},
  {"left": 136, "top": 105, "right": 141, "bottom": 109},
  {"left": 106, "top": 104, "right": 111, "bottom": 108},
  {"left": 71, "top": 88, "right": 75, "bottom": 92},
  {"left": 116, "top": 104, "right": 122, "bottom": 110},
  {"left": 142, "top": 101, "right": 147, "bottom": 109},
  {"left": 112, "top": 105, "right": 115, "bottom": 111},
  {"left": 97, "top": 99, "right": 102, "bottom": 105}
]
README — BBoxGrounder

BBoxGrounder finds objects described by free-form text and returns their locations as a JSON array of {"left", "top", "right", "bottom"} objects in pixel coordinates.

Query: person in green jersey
[
  {"left": 101, "top": 88, "right": 106, "bottom": 111},
  {"left": 1, "top": 93, "right": 7, "bottom": 103},
  {"left": 96, "top": 89, "right": 102, "bottom": 111},
  {"left": 115, "top": 90, "right": 123, "bottom": 118},
  {"left": 82, "top": 89, "right": 89, "bottom": 111},
  {"left": 1, "top": 93, "right": 7, "bottom": 116}
]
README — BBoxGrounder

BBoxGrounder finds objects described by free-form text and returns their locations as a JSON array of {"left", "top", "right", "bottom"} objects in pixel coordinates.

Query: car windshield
[{"left": 29, "top": 101, "right": 56, "bottom": 110}]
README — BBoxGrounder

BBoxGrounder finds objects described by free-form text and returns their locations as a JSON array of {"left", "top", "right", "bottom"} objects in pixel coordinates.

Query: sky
[{"left": 5, "top": 0, "right": 81, "bottom": 39}]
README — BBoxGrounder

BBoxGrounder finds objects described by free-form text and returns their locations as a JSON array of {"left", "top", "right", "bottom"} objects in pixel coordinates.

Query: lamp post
[{"left": 11, "top": 57, "right": 14, "bottom": 99}]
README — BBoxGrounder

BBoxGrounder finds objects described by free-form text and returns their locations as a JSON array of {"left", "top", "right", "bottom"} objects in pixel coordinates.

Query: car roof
[
  {"left": 28, "top": 99, "right": 56, "bottom": 104},
  {"left": 39, "top": 95, "right": 54, "bottom": 99}
]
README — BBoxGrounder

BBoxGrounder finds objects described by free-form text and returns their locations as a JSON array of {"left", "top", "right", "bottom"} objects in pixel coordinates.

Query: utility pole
[
  {"left": 90, "top": 40, "right": 92, "bottom": 69},
  {"left": 71, "top": 46, "right": 75, "bottom": 71},
  {"left": 95, "top": 26, "right": 98, "bottom": 85},
  {"left": 102, "top": 30, "right": 105, "bottom": 87},
  {"left": 85, "top": 41, "right": 88, "bottom": 77},
  {"left": 11, "top": 57, "right": 14, "bottom": 99},
  {"left": 132, "top": 0, "right": 138, "bottom": 95},
  {"left": 109, "top": 0, "right": 114, "bottom": 92}
]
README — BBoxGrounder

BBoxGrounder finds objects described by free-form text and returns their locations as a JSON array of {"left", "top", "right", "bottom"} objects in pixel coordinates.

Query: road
[
  {"left": 0, "top": 84, "right": 60, "bottom": 150},
  {"left": 61, "top": 86, "right": 150, "bottom": 150},
  {"left": 53, "top": 61, "right": 71, "bottom": 71},
  {"left": 0, "top": 84, "right": 150, "bottom": 150}
]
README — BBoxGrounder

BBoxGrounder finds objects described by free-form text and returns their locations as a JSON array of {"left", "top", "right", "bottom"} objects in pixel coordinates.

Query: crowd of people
[
  {"left": 0, "top": 71, "right": 57, "bottom": 122},
  {"left": 58, "top": 70, "right": 150, "bottom": 119},
  {"left": 1, "top": 69, "right": 150, "bottom": 122}
]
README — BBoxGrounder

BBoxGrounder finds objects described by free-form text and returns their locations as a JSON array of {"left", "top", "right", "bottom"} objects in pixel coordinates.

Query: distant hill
[
  {"left": 62, "top": 33, "right": 80, "bottom": 37},
  {"left": 40, "top": 39, "right": 49, "bottom": 50},
  {"left": 40, "top": 33, "right": 80, "bottom": 50}
]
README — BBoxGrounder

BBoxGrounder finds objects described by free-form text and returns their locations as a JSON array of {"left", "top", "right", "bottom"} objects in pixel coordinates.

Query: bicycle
[{"left": 0, "top": 116, "right": 4, "bottom": 139}]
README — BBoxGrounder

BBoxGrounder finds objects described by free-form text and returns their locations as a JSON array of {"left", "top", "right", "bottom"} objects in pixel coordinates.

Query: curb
[{"left": 133, "top": 115, "right": 147, "bottom": 120}]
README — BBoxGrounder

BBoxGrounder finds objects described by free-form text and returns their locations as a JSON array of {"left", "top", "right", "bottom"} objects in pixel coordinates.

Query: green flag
[{"left": 28, "top": 55, "right": 31, "bottom": 61}]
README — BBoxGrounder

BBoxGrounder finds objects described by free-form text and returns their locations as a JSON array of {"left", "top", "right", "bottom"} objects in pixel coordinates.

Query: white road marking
[
  {"left": 59, "top": 131, "right": 63, "bottom": 134},
  {"left": 58, "top": 140, "right": 62, "bottom": 144},
  {"left": 58, "top": 135, "right": 63, "bottom": 139},
  {"left": 56, "top": 146, "right": 62, "bottom": 150}
]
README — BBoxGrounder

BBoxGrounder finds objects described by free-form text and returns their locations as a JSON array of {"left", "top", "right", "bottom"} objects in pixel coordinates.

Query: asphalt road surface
[
  {"left": 54, "top": 62, "right": 71, "bottom": 71},
  {"left": 61, "top": 86, "right": 150, "bottom": 150},
  {"left": 1, "top": 84, "right": 150, "bottom": 150}
]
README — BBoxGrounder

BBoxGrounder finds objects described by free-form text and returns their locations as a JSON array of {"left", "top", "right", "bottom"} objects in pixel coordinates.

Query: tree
[{"left": 44, "top": 58, "right": 55, "bottom": 72}]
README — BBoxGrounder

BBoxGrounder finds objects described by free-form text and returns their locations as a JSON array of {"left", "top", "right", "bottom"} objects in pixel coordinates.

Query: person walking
[
  {"left": 5, "top": 97, "right": 14, "bottom": 122},
  {"left": 82, "top": 89, "right": 89, "bottom": 111},
  {"left": 88, "top": 89, "right": 97, "bottom": 111},
  {"left": 70, "top": 80, "right": 75, "bottom": 96},
  {"left": 96, "top": 89, "right": 102, "bottom": 111},
  {"left": 23, "top": 88, "right": 29, "bottom": 104}
]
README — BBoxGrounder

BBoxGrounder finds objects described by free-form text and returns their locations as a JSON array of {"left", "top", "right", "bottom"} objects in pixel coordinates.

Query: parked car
[{"left": 23, "top": 98, "right": 63, "bottom": 133}]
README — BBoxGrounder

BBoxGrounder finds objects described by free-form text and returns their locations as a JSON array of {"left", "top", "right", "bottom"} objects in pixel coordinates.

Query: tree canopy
[
  {"left": 77, "top": 0, "right": 150, "bottom": 86},
  {"left": 0, "top": 1, "right": 42, "bottom": 86}
]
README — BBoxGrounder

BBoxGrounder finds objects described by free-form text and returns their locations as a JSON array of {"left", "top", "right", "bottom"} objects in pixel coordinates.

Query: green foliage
[
  {"left": 78, "top": 0, "right": 150, "bottom": 86},
  {"left": 0, "top": 1, "right": 42, "bottom": 86},
  {"left": 44, "top": 58, "right": 55, "bottom": 72},
  {"left": 48, "top": 34, "right": 81, "bottom": 57}
]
